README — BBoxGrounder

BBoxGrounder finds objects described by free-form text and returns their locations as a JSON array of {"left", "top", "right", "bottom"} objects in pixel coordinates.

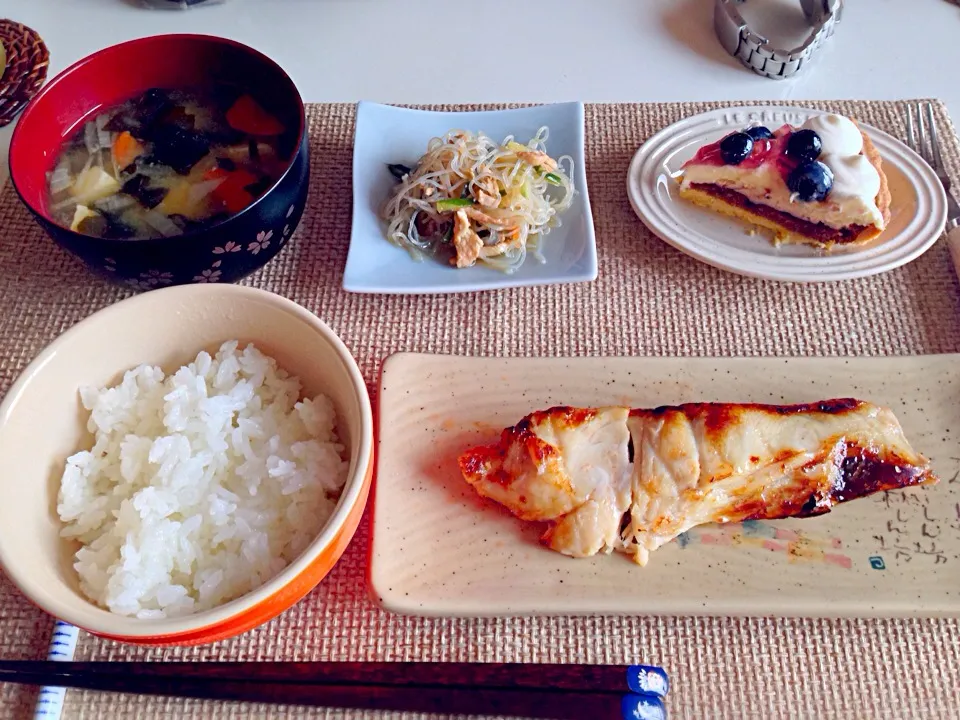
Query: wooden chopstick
[{"left": 0, "top": 661, "right": 669, "bottom": 720}]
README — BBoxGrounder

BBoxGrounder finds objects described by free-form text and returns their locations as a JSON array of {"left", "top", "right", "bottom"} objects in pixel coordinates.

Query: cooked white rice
[{"left": 57, "top": 340, "right": 348, "bottom": 619}]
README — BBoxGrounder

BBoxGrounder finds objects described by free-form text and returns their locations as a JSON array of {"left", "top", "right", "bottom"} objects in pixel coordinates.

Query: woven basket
[{"left": 0, "top": 20, "right": 49, "bottom": 127}]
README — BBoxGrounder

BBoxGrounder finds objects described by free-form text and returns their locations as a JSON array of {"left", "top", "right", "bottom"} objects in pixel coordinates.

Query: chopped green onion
[
  {"left": 544, "top": 172, "right": 563, "bottom": 186},
  {"left": 435, "top": 197, "right": 474, "bottom": 212}
]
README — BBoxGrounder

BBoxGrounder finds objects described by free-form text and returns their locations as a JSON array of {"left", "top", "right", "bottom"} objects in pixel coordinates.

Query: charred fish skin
[{"left": 459, "top": 399, "right": 938, "bottom": 566}]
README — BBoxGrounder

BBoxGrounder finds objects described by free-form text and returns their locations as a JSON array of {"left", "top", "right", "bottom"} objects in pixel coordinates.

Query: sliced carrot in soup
[
  {"left": 112, "top": 131, "right": 143, "bottom": 169},
  {"left": 226, "top": 95, "right": 284, "bottom": 137},
  {"left": 210, "top": 168, "right": 258, "bottom": 214}
]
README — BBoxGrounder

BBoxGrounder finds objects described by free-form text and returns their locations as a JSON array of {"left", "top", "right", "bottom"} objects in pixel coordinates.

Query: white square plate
[{"left": 346, "top": 102, "right": 596, "bottom": 294}]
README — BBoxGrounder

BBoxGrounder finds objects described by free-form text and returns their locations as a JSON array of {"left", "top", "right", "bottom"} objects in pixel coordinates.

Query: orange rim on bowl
[{"left": 0, "top": 285, "right": 374, "bottom": 645}]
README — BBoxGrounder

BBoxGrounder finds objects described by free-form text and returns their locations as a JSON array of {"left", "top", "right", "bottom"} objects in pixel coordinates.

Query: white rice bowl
[{"left": 57, "top": 340, "right": 348, "bottom": 619}]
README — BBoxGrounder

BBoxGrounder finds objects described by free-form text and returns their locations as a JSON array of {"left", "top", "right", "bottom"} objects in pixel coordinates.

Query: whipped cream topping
[
  {"left": 679, "top": 113, "right": 885, "bottom": 231},
  {"left": 801, "top": 114, "right": 864, "bottom": 156},
  {"left": 799, "top": 115, "right": 883, "bottom": 228},
  {"left": 821, "top": 153, "right": 882, "bottom": 206}
]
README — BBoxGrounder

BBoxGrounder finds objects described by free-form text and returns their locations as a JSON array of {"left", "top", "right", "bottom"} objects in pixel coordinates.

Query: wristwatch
[{"left": 714, "top": 0, "right": 843, "bottom": 80}]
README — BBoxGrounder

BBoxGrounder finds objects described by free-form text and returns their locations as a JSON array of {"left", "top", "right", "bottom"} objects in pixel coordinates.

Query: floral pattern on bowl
[{"left": 69, "top": 167, "right": 307, "bottom": 292}]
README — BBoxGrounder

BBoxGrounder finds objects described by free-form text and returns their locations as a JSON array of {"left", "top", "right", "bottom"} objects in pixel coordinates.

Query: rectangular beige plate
[{"left": 371, "top": 353, "right": 960, "bottom": 618}]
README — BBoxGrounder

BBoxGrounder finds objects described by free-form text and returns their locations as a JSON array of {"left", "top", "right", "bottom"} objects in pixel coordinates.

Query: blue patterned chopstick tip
[
  {"left": 626, "top": 664, "right": 669, "bottom": 697},
  {"left": 32, "top": 621, "right": 79, "bottom": 720},
  {"left": 621, "top": 693, "right": 667, "bottom": 720}
]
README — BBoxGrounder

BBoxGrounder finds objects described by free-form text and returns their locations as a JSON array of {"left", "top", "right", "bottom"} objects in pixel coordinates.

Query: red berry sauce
[{"left": 684, "top": 124, "right": 800, "bottom": 183}]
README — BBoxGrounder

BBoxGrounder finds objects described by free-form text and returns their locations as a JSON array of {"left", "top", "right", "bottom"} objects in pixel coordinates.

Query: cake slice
[{"left": 677, "top": 114, "right": 891, "bottom": 247}]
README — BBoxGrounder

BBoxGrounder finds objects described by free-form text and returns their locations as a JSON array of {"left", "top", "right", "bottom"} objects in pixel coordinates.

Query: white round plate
[{"left": 626, "top": 106, "right": 948, "bottom": 282}]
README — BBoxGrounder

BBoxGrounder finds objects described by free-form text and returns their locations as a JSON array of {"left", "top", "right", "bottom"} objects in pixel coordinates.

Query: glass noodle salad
[{"left": 380, "top": 127, "right": 574, "bottom": 273}]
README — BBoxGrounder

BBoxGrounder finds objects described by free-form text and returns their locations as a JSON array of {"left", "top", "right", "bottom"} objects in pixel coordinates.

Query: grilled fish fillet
[{"left": 458, "top": 399, "right": 937, "bottom": 566}]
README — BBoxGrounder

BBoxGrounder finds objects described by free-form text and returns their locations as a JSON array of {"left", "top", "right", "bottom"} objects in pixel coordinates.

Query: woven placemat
[{"left": 1, "top": 100, "right": 960, "bottom": 720}]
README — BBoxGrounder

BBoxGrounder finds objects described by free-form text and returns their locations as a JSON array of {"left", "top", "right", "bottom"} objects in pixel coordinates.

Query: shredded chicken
[
  {"left": 464, "top": 206, "right": 513, "bottom": 226},
  {"left": 452, "top": 209, "right": 483, "bottom": 268},
  {"left": 472, "top": 176, "right": 500, "bottom": 208},
  {"left": 517, "top": 150, "right": 558, "bottom": 171}
]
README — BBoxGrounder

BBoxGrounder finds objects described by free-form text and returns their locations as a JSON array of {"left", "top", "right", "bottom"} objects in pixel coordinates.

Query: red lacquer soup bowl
[{"left": 9, "top": 34, "right": 308, "bottom": 290}]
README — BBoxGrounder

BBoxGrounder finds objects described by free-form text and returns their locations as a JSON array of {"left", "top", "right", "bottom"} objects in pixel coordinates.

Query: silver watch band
[{"left": 714, "top": 0, "right": 843, "bottom": 80}]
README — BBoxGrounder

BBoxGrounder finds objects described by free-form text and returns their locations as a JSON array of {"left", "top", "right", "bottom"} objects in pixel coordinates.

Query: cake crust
[
  {"left": 679, "top": 183, "right": 867, "bottom": 245},
  {"left": 859, "top": 122, "right": 891, "bottom": 230}
]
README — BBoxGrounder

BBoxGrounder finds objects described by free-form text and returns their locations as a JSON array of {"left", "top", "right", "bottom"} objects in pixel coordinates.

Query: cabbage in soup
[{"left": 47, "top": 87, "right": 289, "bottom": 240}]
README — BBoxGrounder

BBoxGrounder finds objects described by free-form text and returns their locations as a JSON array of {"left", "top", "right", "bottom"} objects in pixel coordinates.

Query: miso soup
[{"left": 47, "top": 87, "right": 290, "bottom": 239}]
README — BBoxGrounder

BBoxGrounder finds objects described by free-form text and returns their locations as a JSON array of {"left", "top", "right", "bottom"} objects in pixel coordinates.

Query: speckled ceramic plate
[
  {"left": 626, "top": 106, "right": 948, "bottom": 282},
  {"left": 371, "top": 353, "right": 960, "bottom": 618}
]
